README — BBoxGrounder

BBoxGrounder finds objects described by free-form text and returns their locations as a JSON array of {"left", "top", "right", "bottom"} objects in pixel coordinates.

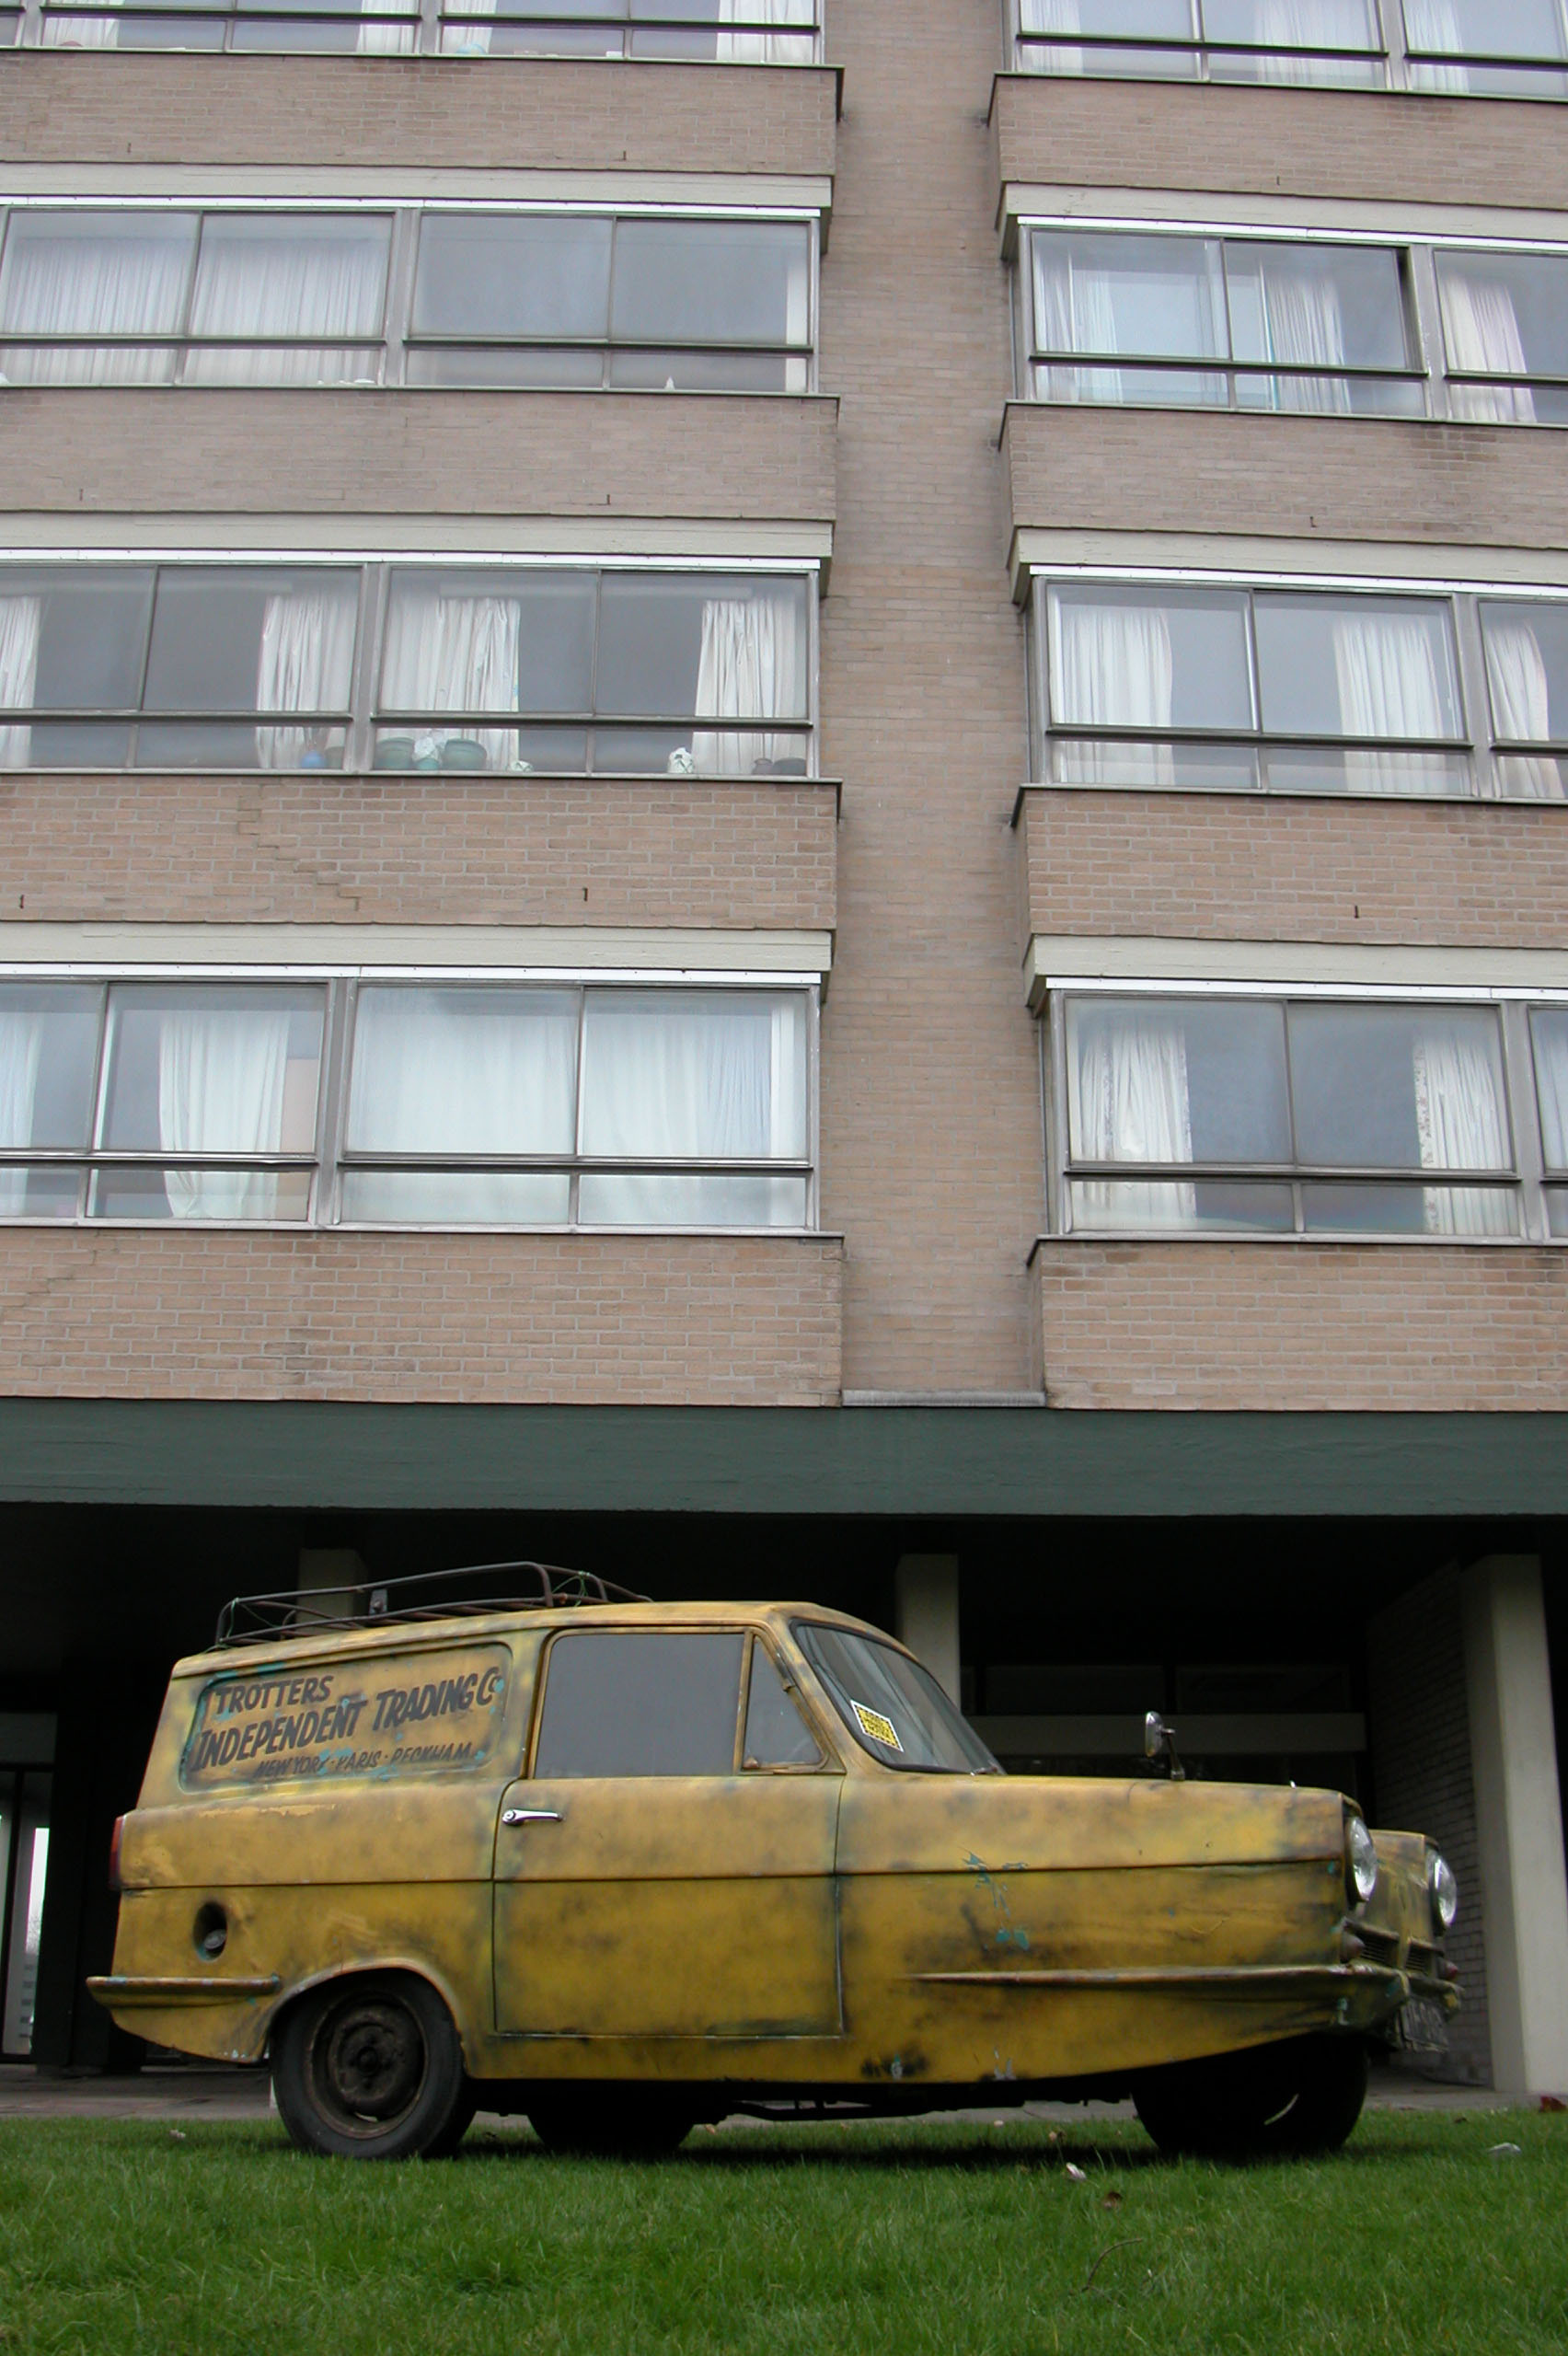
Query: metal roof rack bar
[{"left": 213, "top": 1560, "right": 651, "bottom": 1648}]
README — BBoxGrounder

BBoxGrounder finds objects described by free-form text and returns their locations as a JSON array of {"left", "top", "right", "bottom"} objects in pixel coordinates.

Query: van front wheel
[{"left": 272, "top": 1975, "right": 472, "bottom": 2160}]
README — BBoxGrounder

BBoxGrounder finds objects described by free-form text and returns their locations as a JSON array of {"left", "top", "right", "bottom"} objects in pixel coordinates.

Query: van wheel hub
[{"left": 317, "top": 1998, "right": 427, "bottom": 2122}]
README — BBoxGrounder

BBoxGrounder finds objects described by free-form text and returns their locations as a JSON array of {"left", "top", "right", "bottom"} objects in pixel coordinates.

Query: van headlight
[
  {"left": 1428, "top": 1849, "right": 1459, "bottom": 1933},
  {"left": 1345, "top": 1816, "right": 1378, "bottom": 1906}
]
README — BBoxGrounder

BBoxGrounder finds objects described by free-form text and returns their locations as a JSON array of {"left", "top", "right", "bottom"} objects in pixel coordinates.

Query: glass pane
[
  {"left": 1437, "top": 252, "right": 1568, "bottom": 421},
  {"left": 0, "top": 568, "right": 153, "bottom": 735},
  {"left": 378, "top": 570, "right": 549, "bottom": 773},
  {"left": 1287, "top": 1002, "right": 1509, "bottom": 1172},
  {"left": 607, "top": 347, "right": 804, "bottom": 391},
  {"left": 1302, "top": 1181, "right": 1516, "bottom": 1236},
  {"left": 1531, "top": 1007, "right": 1568, "bottom": 1175},
  {"left": 581, "top": 988, "right": 805, "bottom": 1159},
  {"left": 1225, "top": 242, "right": 1410, "bottom": 413},
  {"left": 1206, "top": 0, "right": 1381, "bottom": 81},
  {"left": 1031, "top": 231, "right": 1224, "bottom": 368},
  {"left": 794, "top": 1624, "right": 997, "bottom": 1774},
  {"left": 1, "top": 1774, "right": 50, "bottom": 2056},
  {"left": 1068, "top": 1177, "right": 1294, "bottom": 1230},
  {"left": 1547, "top": 1184, "right": 1568, "bottom": 1238},
  {"left": 0, "top": 210, "right": 195, "bottom": 385},
  {"left": 1066, "top": 995, "right": 1290, "bottom": 1210},
  {"left": 610, "top": 220, "right": 809, "bottom": 348},
  {"left": 91, "top": 1165, "right": 313, "bottom": 1220},
  {"left": 1404, "top": 0, "right": 1564, "bottom": 64},
  {"left": 1018, "top": 0, "right": 1197, "bottom": 75},
  {"left": 578, "top": 1172, "right": 808, "bottom": 1226},
  {"left": 533, "top": 1630, "right": 745, "bottom": 1777},
  {"left": 0, "top": 984, "right": 100, "bottom": 1152},
  {"left": 98, "top": 985, "right": 322, "bottom": 1221},
  {"left": 339, "top": 1170, "right": 571, "bottom": 1224},
  {"left": 744, "top": 1645, "right": 823, "bottom": 1767},
  {"left": 143, "top": 568, "right": 357, "bottom": 716},
  {"left": 1046, "top": 736, "right": 1260, "bottom": 789},
  {"left": 1254, "top": 594, "right": 1463, "bottom": 746},
  {"left": 1261, "top": 745, "right": 1470, "bottom": 796},
  {"left": 1048, "top": 586, "right": 1252, "bottom": 748},
  {"left": 1482, "top": 604, "right": 1568, "bottom": 770},
  {"left": 184, "top": 214, "right": 390, "bottom": 387},
  {"left": 406, "top": 344, "right": 604, "bottom": 388},
  {"left": 346, "top": 987, "right": 579, "bottom": 1154},
  {"left": 410, "top": 214, "right": 612, "bottom": 341},
  {"left": 596, "top": 572, "right": 808, "bottom": 725}
]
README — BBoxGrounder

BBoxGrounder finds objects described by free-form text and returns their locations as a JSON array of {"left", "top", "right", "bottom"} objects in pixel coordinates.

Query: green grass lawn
[{"left": 0, "top": 2108, "right": 1563, "bottom": 2356}]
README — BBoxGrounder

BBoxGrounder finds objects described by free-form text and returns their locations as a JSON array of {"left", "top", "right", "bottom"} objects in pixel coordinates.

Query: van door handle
[{"left": 502, "top": 1808, "right": 561, "bottom": 1827}]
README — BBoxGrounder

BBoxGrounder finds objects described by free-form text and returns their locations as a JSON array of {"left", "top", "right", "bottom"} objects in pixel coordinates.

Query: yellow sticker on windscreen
[
  {"left": 181, "top": 1646, "right": 509, "bottom": 1789},
  {"left": 852, "top": 1700, "right": 903, "bottom": 1751}
]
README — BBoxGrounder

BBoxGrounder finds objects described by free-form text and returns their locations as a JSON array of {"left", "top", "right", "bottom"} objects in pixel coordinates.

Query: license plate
[{"left": 1391, "top": 1997, "right": 1449, "bottom": 2054}]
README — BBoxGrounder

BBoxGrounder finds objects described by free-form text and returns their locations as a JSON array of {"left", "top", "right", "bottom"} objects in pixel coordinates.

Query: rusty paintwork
[{"left": 90, "top": 1600, "right": 1456, "bottom": 2097}]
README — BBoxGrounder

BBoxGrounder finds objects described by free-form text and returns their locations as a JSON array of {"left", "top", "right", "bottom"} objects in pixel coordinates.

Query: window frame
[
  {"left": 0, "top": 550, "right": 822, "bottom": 780},
  {"left": 522, "top": 1623, "right": 834, "bottom": 1783},
  {"left": 1029, "top": 564, "right": 1568, "bottom": 803},
  {"left": 0, "top": 964, "right": 823, "bottom": 1234},
  {"left": 0, "top": 198, "right": 820, "bottom": 395},
  {"left": 1007, "top": 0, "right": 1568, "bottom": 102},
  {"left": 13, "top": 0, "right": 825, "bottom": 63},
  {"left": 1043, "top": 980, "right": 1567, "bottom": 1243}
]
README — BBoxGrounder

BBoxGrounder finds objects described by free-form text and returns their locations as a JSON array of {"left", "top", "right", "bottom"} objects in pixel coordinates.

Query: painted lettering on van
[{"left": 181, "top": 1648, "right": 508, "bottom": 1790}]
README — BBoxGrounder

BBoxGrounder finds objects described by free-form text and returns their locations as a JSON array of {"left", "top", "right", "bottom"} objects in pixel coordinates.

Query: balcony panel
[
  {"left": 992, "top": 75, "right": 1568, "bottom": 213},
  {"left": 1005, "top": 403, "right": 1568, "bottom": 560},
  {"left": 1019, "top": 788, "right": 1568, "bottom": 953},
  {"left": 0, "top": 1228, "right": 844, "bottom": 1405},
  {"left": 1033, "top": 1239, "right": 1568, "bottom": 1410},
  {"left": 0, "top": 389, "right": 837, "bottom": 526},
  {"left": 3, "top": 55, "right": 838, "bottom": 178}
]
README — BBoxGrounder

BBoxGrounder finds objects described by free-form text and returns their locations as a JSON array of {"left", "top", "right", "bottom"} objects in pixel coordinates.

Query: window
[
  {"left": 1531, "top": 1009, "right": 1568, "bottom": 1236},
  {"left": 794, "top": 1624, "right": 998, "bottom": 1774},
  {"left": 0, "top": 976, "right": 816, "bottom": 1230},
  {"left": 532, "top": 1631, "right": 747, "bottom": 1777},
  {"left": 1038, "top": 578, "right": 1470, "bottom": 797},
  {"left": 0, "top": 560, "right": 815, "bottom": 778},
  {"left": 1436, "top": 249, "right": 1568, "bottom": 426},
  {"left": 1012, "top": 0, "right": 1568, "bottom": 96},
  {"left": 23, "top": 0, "right": 821, "bottom": 61},
  {"left": 1054, "top": 991, "right": 1551, "bottom": 1239},
  {"left": 0, "top": 204, "right": 816, "bottom": 393},
  {"left": 743, "top": 1642, "right": 824, "bottom": 1768},
  {"left": 1026, "top": 230, "right": 1419, "bottom": 416}
]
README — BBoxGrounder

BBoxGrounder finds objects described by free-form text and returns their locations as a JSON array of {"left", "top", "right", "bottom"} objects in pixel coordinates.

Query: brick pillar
[{"left": 894, "top": 1554, "right": 960, "bottom": 1704}]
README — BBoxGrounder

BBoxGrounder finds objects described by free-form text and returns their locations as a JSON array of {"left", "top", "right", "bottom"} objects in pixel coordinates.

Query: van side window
[
  {"left": 532, "top": 1631, "right": 744, "bottom": 1777},
  {"left": 743, "top": 1644, "right": 824, "bottom": 1769}
]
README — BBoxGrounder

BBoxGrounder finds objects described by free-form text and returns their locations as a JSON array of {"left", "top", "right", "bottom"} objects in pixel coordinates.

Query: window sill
[
  {"left": 1009, "top": 777, "right": 1568, "bottom": 825},
  {"left": 1027, "top": 1230, "right": 1557, "bottom": 1263}
]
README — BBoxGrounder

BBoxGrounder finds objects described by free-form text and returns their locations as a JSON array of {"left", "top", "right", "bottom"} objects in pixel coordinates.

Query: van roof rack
[{"left": 213, "top": 1560, "right": 651, "bottom": 1648}]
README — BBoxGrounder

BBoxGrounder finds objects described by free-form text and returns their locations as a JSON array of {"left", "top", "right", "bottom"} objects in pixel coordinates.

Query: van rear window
[{"left": 180, "top": 1645, "right": 510, "bottom": 1790}]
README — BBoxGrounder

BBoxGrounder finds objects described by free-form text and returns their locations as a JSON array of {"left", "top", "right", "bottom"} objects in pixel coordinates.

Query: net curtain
[
  {"left": 1067, "top": 1003, "right": 1196, "bottom": 1228},
  {"left": 0, "top": 216, "right": 187, "bottom": 385},
  {"left": 1411, "top": 1018, "right": 1514, "bottom": 1234},
  {"left": 1439, "top": 269, "right": 1536, "bottom": 422},
  {"left": 1053, "top": 599, "right": 1175, "bottom": 786},
  {"left": 255, "top": 584, "right": 358, "bottom": 769},
  {"left": 157, "top": 1003, "right": 294, "bottom": 1220},
  {"left": 379, "top": 588, "right": 525, "bottom": 769},
  {"left": 0, "top": 1005, "right": 42, "bottom": 1216},
  {"left": 693, "top": 588, "right": 807, "bottom": 774},
  {"left": 0, "top": 596, "right": 40, "bottom": 768},
  {"left": 1483, "top": 616, "right": 1562, "bottom": 800},
  {"left": 1332, "top": 610, "right": 1452, "bottom": 793}
]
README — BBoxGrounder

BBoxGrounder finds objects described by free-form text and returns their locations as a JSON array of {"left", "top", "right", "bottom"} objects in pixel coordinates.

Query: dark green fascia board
[{"left": 0, "top": 1399, "right": 1564, "bottom": 1518}]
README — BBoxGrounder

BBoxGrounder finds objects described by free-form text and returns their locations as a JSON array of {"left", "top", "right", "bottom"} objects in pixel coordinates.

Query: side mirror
[{"left": 1144, "top": 1710, "right": 1185, "bottom": 1782}]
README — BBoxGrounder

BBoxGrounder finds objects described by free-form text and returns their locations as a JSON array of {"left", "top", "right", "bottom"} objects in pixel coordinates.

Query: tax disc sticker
[{"left": 852, "top": 1700, "right": 903, "bottom": 1751}]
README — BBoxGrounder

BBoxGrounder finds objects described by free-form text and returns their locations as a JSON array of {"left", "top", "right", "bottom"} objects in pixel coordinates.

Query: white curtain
[
  {"left": 379, "top": 588, "right": 523, "bottom": 770},
  {"left": 1402, "top": 0, "right": 1470, "bottom": 90},
  {"left": 579, "top": 991, "right": 801, "bottom": 1224},
  {"left": 1438, "top": 270, "right": 1535, "bottom": 423},
  {"left": 1018, "top": 0, "right": 1083, "bottom": 71},
  {"left": 40, "top": 0, "right": 121, "bottom": 46},
  {"left": 1255, "top": 0, "right": 1372, "bottom": 82},
  {"left": 1535, "top": 1019, "right": 1568, "bottom": 1176},
  {"left": 717, "top": 0, "right": 816, "bottom": 65},
  {"left": 1412, "top": 1018, "right": 1513, "bottom": 1235},
  {"left": 158, "top": 1005, "right": 292, "bottom": 1221},
  {"left": 1483, "top": 616, "right": 1562, "bottom": 801},
  {"left": 184, "top": 224, "right": 386, "bottom": 386},
  {"left": 345, "top": 988, "right": 578, "bottom": 1221},
  {"left": 0, "top": 219, "right": 188, "bottom": 386},
  {"left": 0, "top": 596, "right": 40, "bottom": 770},
  {"left": 255, "top": 585, "right": 357, "bottom": 770},
  {"left": 0, "top": 1006, "right": 42, "bottom": 1218},
  {"left": 1032, "top": 245, "right": 1124, "bottom": 403},
  {"left": 1254, "top": 258, "right": 1351, "bottom": 413},
  {"left": 1054, "top": 600, "right": 1175, "bottom": 785},
  {"left": 1332, "top": 610, "right": 1452, "bottom": 793},
  {"left": 439, "top": 0, "right": 495, "bottom": 53},
  {"left": 1068, "top": 1004, "right": 1195, "bottom": 1228},
  {"left": 692, "top": 591, "right": 807, "bottom": 775},
  {"left": 357, "top": 0, "right": 418, "bottom": 51}
]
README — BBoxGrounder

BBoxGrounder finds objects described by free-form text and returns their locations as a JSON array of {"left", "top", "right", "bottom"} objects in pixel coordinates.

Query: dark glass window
[
  {"left": 743, "top": 1644, "right": 824, "bottom": 1768},
  {"left": 532, "top": 1631, "right": 745, "bottom": 1776},
  {"left": 794, "top": 1624, "right": 998, "bottom": 1774}
]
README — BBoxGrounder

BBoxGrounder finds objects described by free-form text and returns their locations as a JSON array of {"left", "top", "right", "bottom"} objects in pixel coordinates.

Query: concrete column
[
  {"left": 1461, "top": 1555, "right": 1568, "bottom": 2099},
  {"left": 894, "top": 1554, "right": 960, "bottom": 1704},
  {"left": 296, "top": 1548, "right": 367, "bottom": 1623}
]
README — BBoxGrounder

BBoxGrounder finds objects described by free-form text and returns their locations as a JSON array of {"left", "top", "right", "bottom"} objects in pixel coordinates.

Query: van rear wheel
[{"left": 272, "top": 1975, "right": 472, "bottom": 2160}]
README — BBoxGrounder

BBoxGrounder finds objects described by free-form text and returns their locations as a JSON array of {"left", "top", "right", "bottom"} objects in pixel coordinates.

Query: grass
[{"left": 0, "top": 2108, "right": 1563, "bottom": 2356}]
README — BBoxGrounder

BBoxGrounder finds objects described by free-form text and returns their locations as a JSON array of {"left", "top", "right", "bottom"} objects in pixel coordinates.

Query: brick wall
[
  {"left": 0, "top": 55, "right": 838, "bottom": 175},
  {"left": 1005, "top": 404, "right": 1568, "bottom": 553},
  {"left": 1033, "top": 1242, "right": 1568, "bottom": 1410},
  {"left": 1367, "top": 1565, "right": 1491, "bottom": 2084},
  {"left": 3, "top": 776, "right": 838, "bottom": 932},
  {"left": 992, "top": 75, "right": 1568, "bottom": 211},
  {"left": 1020, "top": 789, "right": 1568, "bottom": 952},
  {"left": 0, "top": 391, "right": 837, "bottom": 525},
  {"left": 0, "top": 1230, "right": 844, "bottom": 1405}
]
